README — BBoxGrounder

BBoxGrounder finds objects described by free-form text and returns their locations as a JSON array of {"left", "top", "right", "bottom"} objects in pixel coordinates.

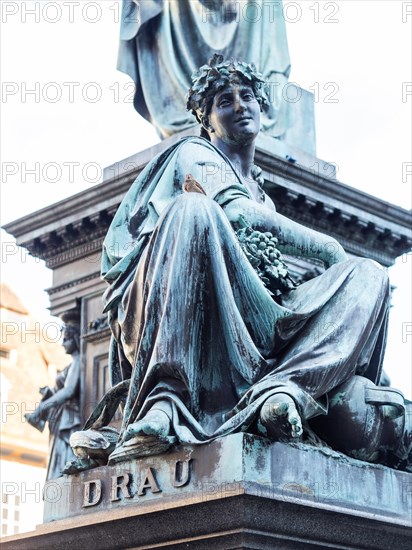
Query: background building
[{"left": 0, "top": 284, "right": 67, "bottom": 535}]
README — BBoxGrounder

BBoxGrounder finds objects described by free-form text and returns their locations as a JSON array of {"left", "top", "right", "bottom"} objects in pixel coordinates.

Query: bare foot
[
  {"left": 260, "top": 393, "right": 303, "bottom": 441},
  {"left": 123, "top": 409, "right": 171, "bottom": 442}
]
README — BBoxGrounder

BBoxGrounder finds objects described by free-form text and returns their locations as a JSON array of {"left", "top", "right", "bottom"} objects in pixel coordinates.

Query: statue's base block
[{"left": 3, "top": 434, "right": 411, "bottom": 549}]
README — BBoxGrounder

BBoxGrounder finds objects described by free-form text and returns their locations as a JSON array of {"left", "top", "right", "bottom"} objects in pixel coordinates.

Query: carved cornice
[
  {"left": 45, "top": 238, "right": 105, "bottom": 269},
  {"left": 269, "top": 186, "right": 410, "bottom": 266},
  {"left": 47, "top": 272, "right": 101, "bottom": 295},
  {"left": 3, "top": 138, "right": 411, "bottom": 269},
  {"left": 3, "top": 175, "right": 135, "bottom": 242},
  {"left": 12, "top": 183, "right": 410, "bottom": 269},
  {"left": 20, "top": 208, "right": 119, "bottom": 267}
]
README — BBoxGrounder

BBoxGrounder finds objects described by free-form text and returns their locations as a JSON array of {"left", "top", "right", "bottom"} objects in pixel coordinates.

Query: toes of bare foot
[
  {"left": 123, "top": 424, "right": 141, "bottom": 442},
  {"left": 290, "top": 419, "right": 303, "bottom": 438},
  {"left": 260, "top": 393, "right": 303, "bottom": 441},
  {"left": 271, "top": 401, "right": 289, "bottom": 416},
  {"left": 123, "top": 410, "right": 170, "bottom": 442}
]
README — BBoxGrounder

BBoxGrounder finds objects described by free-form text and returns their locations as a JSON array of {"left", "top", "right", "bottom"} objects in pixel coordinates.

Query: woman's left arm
[{"left": 224, "top": 196, "right": 348, "bottom": 268}]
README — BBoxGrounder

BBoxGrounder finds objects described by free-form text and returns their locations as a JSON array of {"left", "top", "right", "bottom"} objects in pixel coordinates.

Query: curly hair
[
  {"left": 186, "top": 54, "right": 268, "bottom": 136},
  {"left": 61, "top": 323, "right": 80, "bottom": 352}
]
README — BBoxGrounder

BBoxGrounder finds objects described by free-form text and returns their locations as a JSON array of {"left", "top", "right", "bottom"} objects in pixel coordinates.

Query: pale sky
[{"left": 1, "top": 0, "right": 411, "bottom": 396}]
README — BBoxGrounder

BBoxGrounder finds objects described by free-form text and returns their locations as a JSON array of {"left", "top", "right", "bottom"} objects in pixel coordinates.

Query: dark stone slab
[{"left": 2, "top": 434, "right": 411, "bottom": 549}]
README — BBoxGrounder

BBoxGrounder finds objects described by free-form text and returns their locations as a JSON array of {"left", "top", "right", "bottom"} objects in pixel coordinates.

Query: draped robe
[{"left": 102, "top": 136, "right": 389, "bottom": 443}]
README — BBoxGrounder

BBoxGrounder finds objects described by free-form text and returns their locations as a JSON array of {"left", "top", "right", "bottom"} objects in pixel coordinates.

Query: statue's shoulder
[
  {"left": 176, "top": 135, "right": 216, "bottom": 151},
  {"left": 142, "top": 136, "right": 215, "bottom": 176},
  {"left": 140, "top": 137, "right": 235, "bottom": 195},
  {"left": 173, "top": 136, "right": 223, "bottom": 164},
  {"left": 171, "top": 137, "right": 240, "bottom": 193}
]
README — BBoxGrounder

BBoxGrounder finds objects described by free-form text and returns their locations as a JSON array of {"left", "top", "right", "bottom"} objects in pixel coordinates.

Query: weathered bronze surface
[
  {"left": 118, "top": 0, "right": 294, "bottom": 141},
  {"left": 67, "top": 58, "right": 411, "bottom": 473}
]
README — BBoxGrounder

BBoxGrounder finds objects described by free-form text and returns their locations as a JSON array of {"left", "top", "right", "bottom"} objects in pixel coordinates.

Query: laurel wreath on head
[{"left": 186, "top": 54, "right": 269, "bottom": 123}]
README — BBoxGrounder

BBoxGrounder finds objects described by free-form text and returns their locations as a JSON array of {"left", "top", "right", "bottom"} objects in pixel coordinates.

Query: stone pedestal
[
  {"left": 3, "top": 133, "right": 412, "bottom": 548},
  {"left": 2, "top": 435, "right": 411, "bottom": 549}
]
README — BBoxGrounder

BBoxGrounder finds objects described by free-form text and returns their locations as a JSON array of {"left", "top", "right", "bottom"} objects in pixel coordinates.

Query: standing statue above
[{"left": 118, "top": 0, "right": 291, "bottom": 139}]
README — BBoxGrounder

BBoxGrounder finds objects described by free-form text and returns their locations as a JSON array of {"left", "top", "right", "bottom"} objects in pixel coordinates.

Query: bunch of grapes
[{"left": 236, "top": 226, "right": 296, "bottom": 293}]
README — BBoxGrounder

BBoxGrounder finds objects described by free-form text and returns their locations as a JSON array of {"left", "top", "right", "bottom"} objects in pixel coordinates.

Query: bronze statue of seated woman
[{"left": 65, "top": 55, "right": 411, "bottom": 474}]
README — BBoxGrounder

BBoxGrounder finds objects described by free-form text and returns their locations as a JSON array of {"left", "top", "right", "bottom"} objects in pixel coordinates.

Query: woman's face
[
  {"left": 62, "top": 331, "right": 77, "bottom": 354},
  {"left": 208, "top": 82, "right": 261, "bottom": 146}
]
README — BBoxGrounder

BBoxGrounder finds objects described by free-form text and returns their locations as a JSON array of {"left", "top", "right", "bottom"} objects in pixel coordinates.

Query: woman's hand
[
  {"left": 322, "top": 240, "right": 348, "bottom": 269},
  {"left": 224, "top": 196, "right": 348, "bottom": 268}
]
